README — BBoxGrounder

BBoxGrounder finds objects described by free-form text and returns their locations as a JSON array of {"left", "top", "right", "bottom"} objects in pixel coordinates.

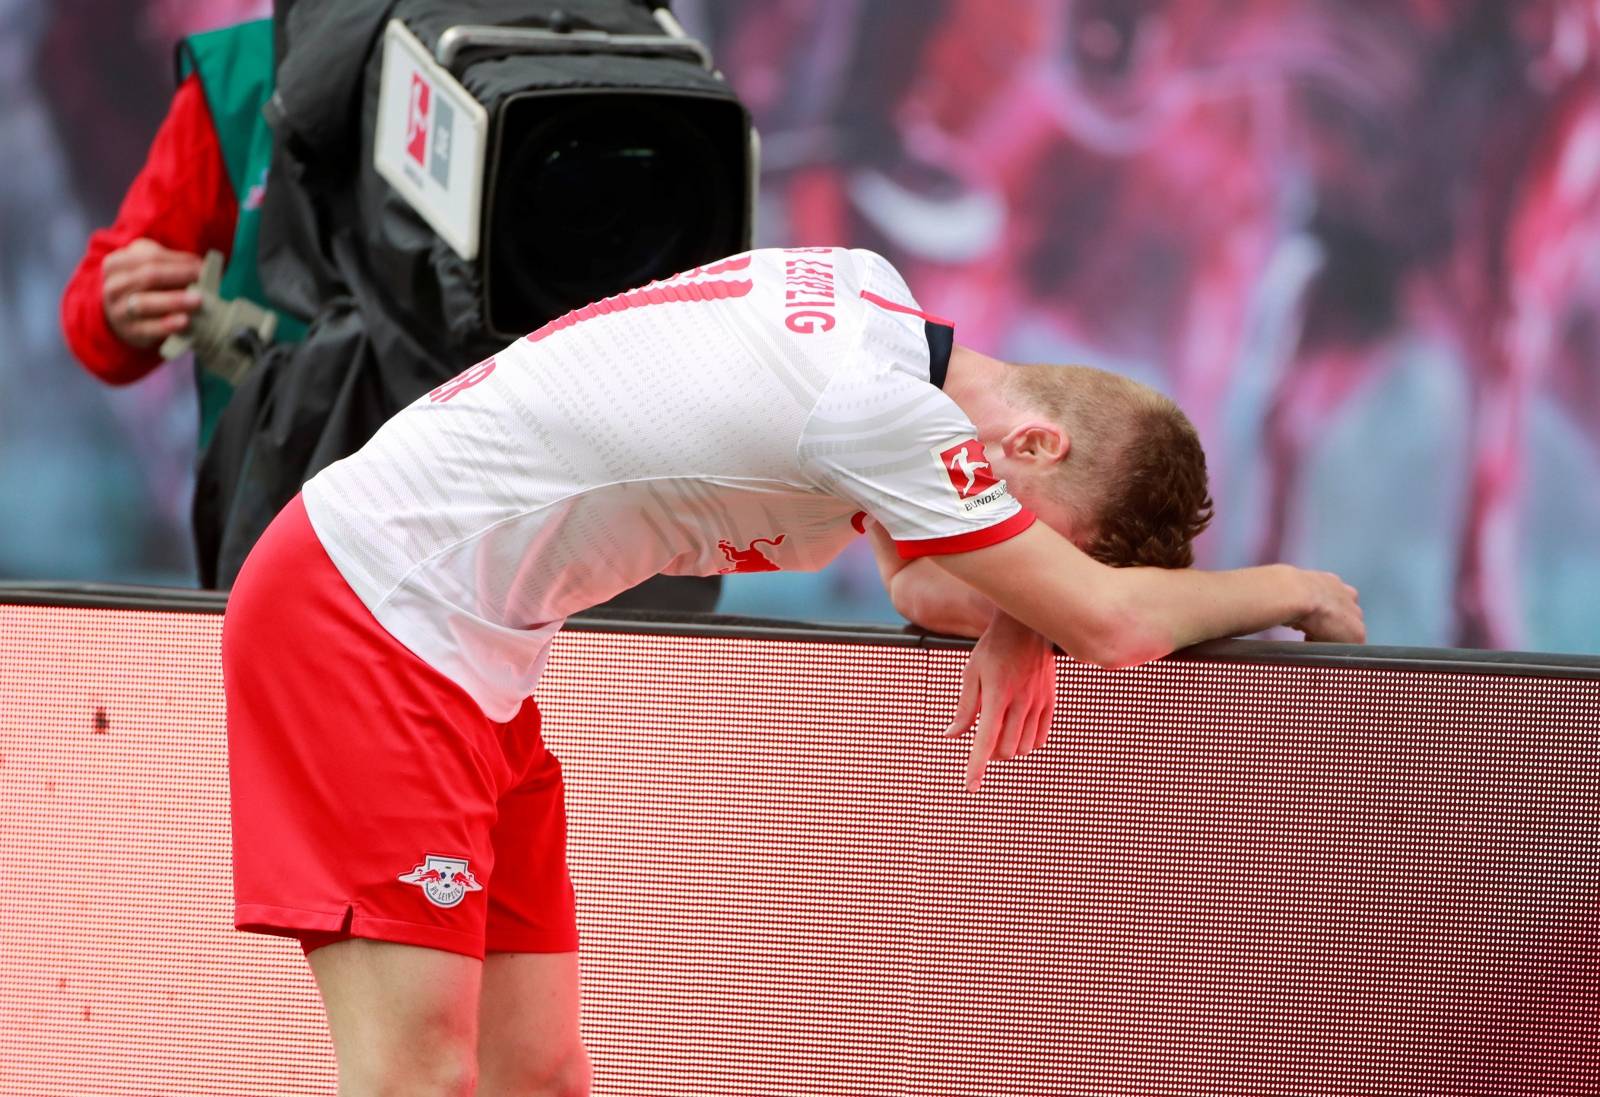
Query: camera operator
[{"left": 60, "top": 17, "right": 302, "bottom": 455}]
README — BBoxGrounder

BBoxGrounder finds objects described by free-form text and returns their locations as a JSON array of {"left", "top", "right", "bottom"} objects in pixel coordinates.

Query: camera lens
[{"left": 488, "top": 94, "right": 743, "bottom": 336}]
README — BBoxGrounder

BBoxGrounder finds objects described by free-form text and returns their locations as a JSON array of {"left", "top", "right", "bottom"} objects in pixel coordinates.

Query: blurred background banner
[{"left": 3, "top": 0, "right": 1597, "bottom": 651}]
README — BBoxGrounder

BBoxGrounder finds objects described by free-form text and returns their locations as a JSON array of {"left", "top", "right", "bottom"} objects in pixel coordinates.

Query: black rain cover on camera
[
  {"left": 194, "top": 0, "right": 750, "bottom": 590},
  {"left": 379, "top": 1, "right": 749, "bottom": 345}
]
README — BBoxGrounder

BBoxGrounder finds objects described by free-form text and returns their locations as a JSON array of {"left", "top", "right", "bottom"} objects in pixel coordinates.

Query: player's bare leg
[
  {"left": 476, "top": 951, "right": 590, "bottom": 1097},
  {"left": 308, "top": 938, "right": 483, "bottom": 1097}
]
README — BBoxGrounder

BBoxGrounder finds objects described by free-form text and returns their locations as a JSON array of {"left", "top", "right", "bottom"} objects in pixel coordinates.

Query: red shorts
[{"left": 222, "top": 495, "right": 577, "bottom": 960}]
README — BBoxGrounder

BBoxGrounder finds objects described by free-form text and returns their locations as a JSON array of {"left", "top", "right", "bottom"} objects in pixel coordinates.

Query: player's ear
[{"left": 1001, "top": 420, "right": 1070, "bottom": 467}]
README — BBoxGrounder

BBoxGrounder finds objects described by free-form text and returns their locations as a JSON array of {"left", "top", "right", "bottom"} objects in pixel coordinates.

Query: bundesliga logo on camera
[
  {"left": 406, "top": 73, "right": 431, "bottom": 167},
  {"left": 404, "top": 71, "right": 455, "bottom": 188}
]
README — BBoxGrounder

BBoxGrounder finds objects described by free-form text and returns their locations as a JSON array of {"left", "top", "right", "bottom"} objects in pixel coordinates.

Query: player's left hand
[{"left": 945, "top": 611, "right": 1058, "bottom": 792}]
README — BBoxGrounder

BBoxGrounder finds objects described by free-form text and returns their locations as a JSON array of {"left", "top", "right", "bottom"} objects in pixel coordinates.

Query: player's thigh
[
  {"left": 485, "top": 735, "right": 579, "bottom": 955},
  {"left": 309, "top": 938, "right": 484, "bottom": 1093},
  {"left": 477, "top": 951, "right": 589, "bottom": 1097}
]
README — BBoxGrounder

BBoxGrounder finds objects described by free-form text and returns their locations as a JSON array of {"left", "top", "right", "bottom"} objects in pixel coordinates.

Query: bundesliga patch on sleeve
[{"left": 932, "top": 438, "right": 1011, "bottom": 514}]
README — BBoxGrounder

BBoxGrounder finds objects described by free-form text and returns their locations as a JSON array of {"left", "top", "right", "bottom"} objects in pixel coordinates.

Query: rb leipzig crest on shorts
[
  {"left": 398, "top": 854, "right": 484, "bottom": 908},
  {"left": 933, "top": 438, "right": 1008, "bottom": 514}
]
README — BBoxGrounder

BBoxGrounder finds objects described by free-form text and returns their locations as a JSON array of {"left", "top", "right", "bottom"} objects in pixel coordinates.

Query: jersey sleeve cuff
[{"left": 893, "top": 509, "right": 1037, "bottom": 559}]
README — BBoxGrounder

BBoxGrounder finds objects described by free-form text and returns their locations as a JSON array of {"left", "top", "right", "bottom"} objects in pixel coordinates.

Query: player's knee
[
  {"left": 359, "top": 1048, "right": 477, "bottom": 1097},
  {"left": 347, "top": 1017, "right": 478, "bottom": 1097},
  {"left": 484, "top": 1037, "right": 591, "bottom": 1097}
]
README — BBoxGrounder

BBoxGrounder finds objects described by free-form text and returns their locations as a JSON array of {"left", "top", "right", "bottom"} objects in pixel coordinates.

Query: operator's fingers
[
  {"left": 102, "top": 259, "right": 204, "bottom": 298},
  {"left": 131, "top": 259, "right": 203, "bottom": 292},
  {"left": 124, "top": 313, "right": 191, "bottom": 342},
  {"left": 966, "top": 698, "right": 1004, "bottom": 792},
  {"left": 109, "top": 285, "right": 199, "bottom": 349},
  {"left": 121, "top": 288, "right": 202, "bottom": 320},
  {"left": 944, "top": 670, "right": 980, "bottom": 737}
]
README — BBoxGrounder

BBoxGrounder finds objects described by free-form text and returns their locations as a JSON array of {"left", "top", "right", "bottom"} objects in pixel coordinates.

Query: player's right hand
[
  {"left": 947, "top": 611, "right": 1058, "bottom": 791},
  {"left": 101, "top": 238, "right": 203, "bottom": 349},
  {"left": 1288, "top": 569, "right": 1366, "bottom": 643}
]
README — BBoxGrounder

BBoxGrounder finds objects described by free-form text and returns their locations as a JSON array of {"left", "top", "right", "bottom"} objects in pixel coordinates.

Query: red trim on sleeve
[
  {"left": 59, "top": 75, "right": 239, "bottom": 385},
  {"left": 860, "top": 289, "right": 955, "bottom": 328},
  {"left": 893, "top": 509, "right": 1037, "bottom": 559}
]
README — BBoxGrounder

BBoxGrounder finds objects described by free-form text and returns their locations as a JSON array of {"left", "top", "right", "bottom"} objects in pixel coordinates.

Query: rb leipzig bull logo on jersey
[
  {"left": 398, "top": 855, "right": 483, "bottom": 908},
  {"left": 717, "top": 535, "right": 786, "bottom": 573}
]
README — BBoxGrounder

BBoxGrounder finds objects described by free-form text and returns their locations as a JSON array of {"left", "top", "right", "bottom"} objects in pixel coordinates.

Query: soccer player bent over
[{"left": 222, "top": 247, "right": 1362, "bottom": 1096}]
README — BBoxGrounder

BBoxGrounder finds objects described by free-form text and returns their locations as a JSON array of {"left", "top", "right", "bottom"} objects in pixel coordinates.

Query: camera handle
[{"left": 435, "top": 8, "right": 713, "bottom": 73}]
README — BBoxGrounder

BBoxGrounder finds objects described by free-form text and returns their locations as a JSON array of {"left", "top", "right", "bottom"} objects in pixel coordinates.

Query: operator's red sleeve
[{"left": 59, "top": 75, "right": 239, "bottom": 385}]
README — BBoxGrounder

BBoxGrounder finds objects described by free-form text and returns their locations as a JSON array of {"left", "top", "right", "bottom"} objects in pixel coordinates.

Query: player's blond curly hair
[{"left": 1005, "top": 365, "right": 1214, "bottom": 569}]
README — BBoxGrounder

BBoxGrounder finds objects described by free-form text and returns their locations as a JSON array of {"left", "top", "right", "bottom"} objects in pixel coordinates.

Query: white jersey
[{"left": 303, "top": 248, "right": 1035, "bottom": 719}]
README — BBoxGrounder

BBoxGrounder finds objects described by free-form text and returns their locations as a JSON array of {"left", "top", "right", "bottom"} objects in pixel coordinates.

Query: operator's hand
[
  {"left": 101, "top": 238, "right": 203, "bottom": 349},
  {"left": 945, "top": 611, "right": 1058, "bottom": 792},
  {"left": 1288, "top": 568, "right": 1366, "bottom": 643}
]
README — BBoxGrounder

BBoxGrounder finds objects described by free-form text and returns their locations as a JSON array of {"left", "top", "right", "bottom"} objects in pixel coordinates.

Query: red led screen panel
[
  {"left": 2, "top": 598, "right": 1597, "bottom": 1096},
  {"left": 0, "top": 604, "right": 330, "bottom": 1096}
]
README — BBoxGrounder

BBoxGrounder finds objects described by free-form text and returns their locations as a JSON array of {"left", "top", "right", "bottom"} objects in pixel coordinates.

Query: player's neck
[{"left": 944, "top": 345, "right": 1017, "bottom": 437}]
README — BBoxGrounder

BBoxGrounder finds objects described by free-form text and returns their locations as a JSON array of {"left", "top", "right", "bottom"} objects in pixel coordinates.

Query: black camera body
[
  {"left": 372, "top": 2, "right": 755, "bottom": 343},
  {"left": 268, "top": 0, "right": 754, "bottom": 355},
  {"left": 196, "top": 1, "right": 754, "bottom": 591}
]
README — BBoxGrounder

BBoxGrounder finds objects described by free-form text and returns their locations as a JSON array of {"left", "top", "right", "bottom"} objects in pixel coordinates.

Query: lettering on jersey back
[
  {"left": 427, "top": 356, "right": 496, "bottom": 403},
  {"left": 783, "top": 247, "right": 837, "bottom": 334}
]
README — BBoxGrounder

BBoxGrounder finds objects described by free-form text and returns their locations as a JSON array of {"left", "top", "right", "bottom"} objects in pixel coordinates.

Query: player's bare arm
[
  {"left": 863, "top": 518, "right": 993, "bottom": 638},
  {"left": 864, "top": 513, "right": 1362, "bottom": 790},
  {"left": 935, "top": 520, "right": 1365, "bottom": 668},
  {"left": 930, "top": 521, "right": 1361, "bottom": 788}
]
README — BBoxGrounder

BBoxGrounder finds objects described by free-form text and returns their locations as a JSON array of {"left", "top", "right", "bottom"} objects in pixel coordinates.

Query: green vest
[{"left": 177, "top": 19, "right": 306, "bottom": 451}]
